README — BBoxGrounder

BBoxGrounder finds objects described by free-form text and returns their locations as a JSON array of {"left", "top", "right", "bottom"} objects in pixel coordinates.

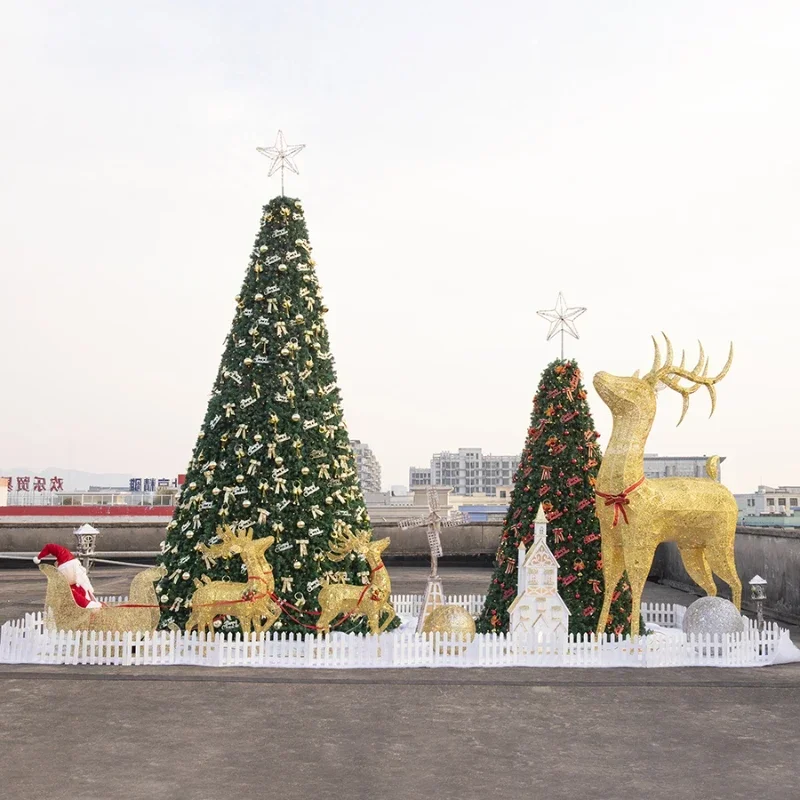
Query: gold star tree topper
[
  {"left": 536, "top": 292, "right": 586, "bottom": 359},
  {"left": 256, "top": 130, "right": 305, "bottom": 195}
]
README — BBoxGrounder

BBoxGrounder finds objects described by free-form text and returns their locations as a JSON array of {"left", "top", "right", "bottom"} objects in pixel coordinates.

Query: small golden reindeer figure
[
  {"left": 316, "top": 521, "right": 396, "bottom": 635},
  {"left": 593, "top": 334, "right": 740, "bottom": 638},
  {"left": 185, "top": 525, "right": 281, "bottom": 635}
]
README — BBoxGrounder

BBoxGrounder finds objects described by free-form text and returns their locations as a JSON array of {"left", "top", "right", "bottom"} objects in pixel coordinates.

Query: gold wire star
[
  {"left": 536, "top": 292, "right": 586, "bottom": 359},
  {"left": 256, "top": 130, "right": 305, "bottom": 196}
]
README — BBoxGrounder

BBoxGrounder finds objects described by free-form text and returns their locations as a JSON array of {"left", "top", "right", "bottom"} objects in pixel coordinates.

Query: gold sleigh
[{"left": 40, "top": 563, "right": 166, "bottom": 633}]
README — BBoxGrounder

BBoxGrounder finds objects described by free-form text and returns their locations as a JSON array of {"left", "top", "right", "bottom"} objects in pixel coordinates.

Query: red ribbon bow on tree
[{"left": 595, "top": 476, "right": 645, "bottom": 527}]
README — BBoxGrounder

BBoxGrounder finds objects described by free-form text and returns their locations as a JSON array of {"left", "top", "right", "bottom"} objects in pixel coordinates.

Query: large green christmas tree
[
  {"left": 158, "top": 196, "right": 396, "bottom": 634},
  {"left": 476, "top": 359, "right": 634, "bottom": 636}
]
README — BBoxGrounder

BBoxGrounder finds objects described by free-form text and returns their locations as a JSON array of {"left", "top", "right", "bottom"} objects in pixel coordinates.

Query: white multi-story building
[
  {"left": 643, "top": 454, "right": 725, "bottom": 482},
  {"left": 735, "top": 486, "right": 800, "bottom": 516},
  {"left": 409, "top": 467, "right": 431, "bottom": 488},
  {"left": 349, "top": 440, "right": 382, "bottom": 494},
  {"left": 409, "top": 448, "right": 520, "bottom": 496}
]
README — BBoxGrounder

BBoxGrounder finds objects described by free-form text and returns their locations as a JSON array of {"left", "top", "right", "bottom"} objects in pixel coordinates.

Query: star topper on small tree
[
  {"left": 256, "top": 129, "right": 306, "bottom": 196},
  {"left": 536, "top": 292, "right": 586, "bottom": 359}
]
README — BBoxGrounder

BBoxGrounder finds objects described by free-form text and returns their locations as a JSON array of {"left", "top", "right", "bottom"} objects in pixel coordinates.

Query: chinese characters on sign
[
  {"left": 130, "top": 478, "right": 174, "bottom": 492},
  {"left": 1, "top": 476, "right": 64, "bottom": 492}
]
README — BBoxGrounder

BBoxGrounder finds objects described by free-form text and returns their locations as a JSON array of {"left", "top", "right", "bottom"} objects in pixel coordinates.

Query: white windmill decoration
[{"left": 397, "top": 486, "right": 469, "bottom": 632}]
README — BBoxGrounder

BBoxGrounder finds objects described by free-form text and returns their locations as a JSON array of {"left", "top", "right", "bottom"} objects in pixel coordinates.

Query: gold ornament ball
[
  {"left": 295, "top": 314, "right": 304, "bottom": 323},
  {"left": 185, "top": 531, "right": 194, "bottom": 539},
  {"left": 292, "top": 413, "right": 301, "bottom": 422},
  {"left": 293, "top": 560, "right": 302, "bottom": 569},
  {"left": 305, "top": 359, "right": 314, "bottom": 368},
  {"left": 296, "top": 520, "right": 305, "bottom": 528},
  {"left": 244, "top": 357, "right": 253, "bottom": 366},
  {"left": 302, "top": 275, "right": 312, "bottom": 282},
  {"left": 278, "top": 264, "right": 288, "bottom": 272},
  {"left": 301, "top": 466, "right": 310, "bottom": 475},
  {"left": 182, "top": 571, "right": 191, "bottom": 581},
  {"left": 281, "top": 348, "right": 289, "bottom": 356},
  {"left": 254, "top": 433, "right": 262, "bottom": 442},
  {"left": 242, "top": 499, "right": 252, "bottom": 508},
  {"left": 325, "top": 496, "right": 333, "bottom": 505},
  {"left": 213, "top": 619, "right": 223, "bottom": 629},
  {"left": 160, "top": 594, "right": 169, "bottom": 603},
  {"left": 306, "top": 389, "right": 315, "bottom": 397},
  {"left": 189, "top": 481, "right": 197, "bottom": 490},
  {"left": 274, "top": 620, "right": 283, "bottom": 629},
  {"left": 236, "top": 474, "right": 245, "bottom": 484},
  {"left": 275, "top": 456, "right": 284, "bottom": 465},
  {"left": 422, "top": 605, "right": 477, "bottom": 642},
  {"left": 212, "top": 487, "right": 221, "bottom": 496},
  {"left": 255, "top": 293, "right": 264, "bottom": 301},
  {"left": 198, "top": 431, "right": 205, "bottom": 439},
  {"left": 259, "top": 245, "right": 268, "bottom": 253}
]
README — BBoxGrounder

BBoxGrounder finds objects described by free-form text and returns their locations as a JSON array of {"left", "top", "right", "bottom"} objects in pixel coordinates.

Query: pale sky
[{"left": 1, "top": 1, "right": 798, "bottom": 493}]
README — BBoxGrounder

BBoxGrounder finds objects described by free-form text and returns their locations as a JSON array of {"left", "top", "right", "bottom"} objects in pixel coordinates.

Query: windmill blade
[
  {"left": 427, "top": 486, "right": 439, "bottom": 512},
  {"left": 397, "top": 516, "right": 427, "bottom": 530},
  {"left": 426, "top": 528, "right": 443, "bottom": 558},
  {"left": 441, "top": 513, "right": 469, "bottom": 528}
]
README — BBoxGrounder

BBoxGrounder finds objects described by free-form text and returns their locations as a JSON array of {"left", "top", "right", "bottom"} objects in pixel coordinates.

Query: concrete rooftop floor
[{"left": 1, "top": 566, "right": 799, "bottom": 800}]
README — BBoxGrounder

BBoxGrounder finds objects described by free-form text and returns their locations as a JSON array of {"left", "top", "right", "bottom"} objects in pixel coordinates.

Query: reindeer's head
[
  {"left": 326, "top": 520, "right": 389, "bottom": 563},
  {"left": 594, "top": 333, "right": 733, "bottom": 425},
  {"left": 197, "top": 525, "right": 274, "bottom": 562}
]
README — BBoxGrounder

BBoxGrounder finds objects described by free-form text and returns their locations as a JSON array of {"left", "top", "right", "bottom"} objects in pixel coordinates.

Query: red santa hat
[{"left": 33, "top": 543, "right": 76, "bottom": 566}]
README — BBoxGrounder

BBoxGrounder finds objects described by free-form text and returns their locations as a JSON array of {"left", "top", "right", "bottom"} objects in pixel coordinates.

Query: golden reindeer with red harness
[
  {"left": 185, "top": 525, "right": 281, "bottom": 635},
  {"left": 593, "top": 334, "right": 740, "bottom": 638},
  {"left": 316, "top": 521, "right": 396, "bottom": 635}
]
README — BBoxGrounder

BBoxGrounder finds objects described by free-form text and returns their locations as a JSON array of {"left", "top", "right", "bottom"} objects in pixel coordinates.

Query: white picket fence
[{"left": 0, "top": 601, "right": 791, "bottom": 668}]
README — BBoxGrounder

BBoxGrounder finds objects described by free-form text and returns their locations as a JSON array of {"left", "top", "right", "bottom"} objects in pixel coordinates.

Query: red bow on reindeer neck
[{"left": 596, "top": 476, "right": 645, "bottom": 527}]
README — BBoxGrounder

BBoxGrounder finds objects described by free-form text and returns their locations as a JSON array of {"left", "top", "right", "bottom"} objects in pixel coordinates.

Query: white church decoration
[{"left": 508, "top": 505, "right": 571, "bottom": 639}]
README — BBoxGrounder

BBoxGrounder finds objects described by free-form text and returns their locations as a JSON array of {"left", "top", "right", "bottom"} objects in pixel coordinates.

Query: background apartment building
[
  {"left": 409, "top": 448, "right": 520, "bottom": 496},
  {"left": 349, "top": 440, "right": 382, "bottom": 493},
  {"left": 735, "top": 485, "right": 800, "bottom": 515},
  {"left": 642, "top": 454, "right": 725, "bottom": 481}
]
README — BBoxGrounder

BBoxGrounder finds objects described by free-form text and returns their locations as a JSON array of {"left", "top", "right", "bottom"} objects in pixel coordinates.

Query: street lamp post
[
  {"left": 73, "top": 523, "right": 100, "bottom": 572},
  {"left": 749, "top": 574, "right": 767, "bottom": 631}
]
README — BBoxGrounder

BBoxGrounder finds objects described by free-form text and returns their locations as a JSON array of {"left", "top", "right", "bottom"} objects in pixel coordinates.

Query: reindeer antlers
[
  {"left": 643, "top": 333, "right": 733, "bottom": 425},
  {"left": 326, "top": 520, "right": 370, "bottom": 562}
]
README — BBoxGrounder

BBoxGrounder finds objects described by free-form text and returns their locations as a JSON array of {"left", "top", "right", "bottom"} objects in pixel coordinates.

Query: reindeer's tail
[{"left": 705, "top": 455, "right": 720, "bottom": 481}]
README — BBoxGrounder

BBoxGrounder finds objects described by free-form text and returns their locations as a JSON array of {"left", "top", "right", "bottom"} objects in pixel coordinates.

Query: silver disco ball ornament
[{"left": 682, "top": 596, "right": 745, "bottom": 636}]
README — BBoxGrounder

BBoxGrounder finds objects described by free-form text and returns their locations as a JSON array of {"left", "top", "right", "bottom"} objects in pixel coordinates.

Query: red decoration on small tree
[{"left": 476, "top": 359, "right": 636, "bottom": 635}]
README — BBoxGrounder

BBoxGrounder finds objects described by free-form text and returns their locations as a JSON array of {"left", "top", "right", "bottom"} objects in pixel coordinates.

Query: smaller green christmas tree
[{"left": 476, "top": 359, "right": 635, "bottom": 635}]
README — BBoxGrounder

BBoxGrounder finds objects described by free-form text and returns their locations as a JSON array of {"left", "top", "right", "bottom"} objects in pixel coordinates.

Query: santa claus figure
[{"left": 33, "top": 543, "right": 102, "bottom": 609}]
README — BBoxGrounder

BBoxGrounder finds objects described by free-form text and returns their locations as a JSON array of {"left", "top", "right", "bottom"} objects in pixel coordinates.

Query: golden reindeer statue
[
  {"left": 185, "top": 525, "right": 281, "bottom": 635},
  {"left": 316, "top": 521, "right": 396, "bottom": 635},
  {"left": 593, "top": 334, "right": 740, "bottom": 638}
]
